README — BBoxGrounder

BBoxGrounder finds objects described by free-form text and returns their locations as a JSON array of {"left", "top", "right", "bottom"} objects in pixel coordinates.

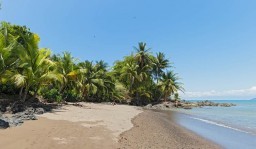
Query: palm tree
[
  {"left": 13, "top": 47, "right": 62, "bottom": 101},
  {"left": 78, "top": 61, "right": 105, "bottom": 101},
  {"left": 0, "top": 23, "right": 20, "bottom": 80},
  {"left": 95, "top": 60, "right": 108, "bottom": 72},
  {"left": 120, "top": 61, "right": 149, "bottom": 104},
  {"left": 158, "top": 71, "right": 184, "bottom": 102},
  {"left": 134, "top": 42, "right": 152, "bottom": 70},
  {"left": 120, "top": 62, "right": 139, "bottom": 92},
  {"left": 51, "top": 52, "right": 89, "bottom": 101},
  {"left": 152, "top": 52, "right": 170, "bottom": 83},
  {"left": 7, "top": 31, "right": 63, "bottom": 101}
]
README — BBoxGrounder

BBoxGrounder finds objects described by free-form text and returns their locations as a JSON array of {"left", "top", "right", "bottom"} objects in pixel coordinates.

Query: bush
[
  {"left": 40, "top": 88, "right": 62, "bottom": 103},
  {"left": 63, "top": 90, "right": 81, "bottom": 102},
  {"left": 0, "top": 83, "right": 19, "bottom": 94}
]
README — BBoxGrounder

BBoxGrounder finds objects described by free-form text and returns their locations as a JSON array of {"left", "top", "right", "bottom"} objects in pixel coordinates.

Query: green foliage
[
  {"left": 0, "top": 21, "right": 184, "bottom": 105},
  {"left": 40, "top": 88, "right": 62, "bottom": 103}
]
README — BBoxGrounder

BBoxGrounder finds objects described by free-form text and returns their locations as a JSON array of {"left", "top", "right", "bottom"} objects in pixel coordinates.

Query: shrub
[{"left": 40, "top": 88, "right": 62, "bottom": 103}]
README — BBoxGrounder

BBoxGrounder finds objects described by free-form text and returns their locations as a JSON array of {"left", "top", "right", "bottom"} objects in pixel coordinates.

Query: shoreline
[
  {"left": 0, "top": 103, "right": 221, "bottom": 149},
  {"left": 118, "top": 110, "right": 221, "bottom": 149}
]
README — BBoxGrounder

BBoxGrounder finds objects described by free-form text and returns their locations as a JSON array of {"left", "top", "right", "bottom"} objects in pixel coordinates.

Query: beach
[
  {"left": 0, "top": 103, "right": 220, "bottom": 149},
  {"left": 119, "top": 110, "right": 220, "bottom": 149}
]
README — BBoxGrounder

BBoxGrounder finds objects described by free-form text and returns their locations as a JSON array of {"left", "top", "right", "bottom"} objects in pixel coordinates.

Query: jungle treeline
[{"left": 0, "top": 22, "right": 183, "bottom": 105}]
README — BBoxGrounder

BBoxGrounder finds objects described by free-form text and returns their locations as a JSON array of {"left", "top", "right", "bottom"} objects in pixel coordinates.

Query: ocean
[
  {"left": 171, "top": 100, "right": 256, "bottom": 149},
  {"left": 175, "top": 100, "right": 256, "bottom": 135}
]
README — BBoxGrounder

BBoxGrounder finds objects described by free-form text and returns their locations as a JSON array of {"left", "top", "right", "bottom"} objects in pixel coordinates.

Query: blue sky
[{"left": 1, "top": 0, "right": 256, "bottom": 99}]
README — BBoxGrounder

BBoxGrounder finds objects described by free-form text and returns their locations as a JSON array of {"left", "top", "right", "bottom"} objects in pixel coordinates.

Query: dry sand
[
  {"left": 39, "top": 103, "right": 142, "bottom": 139},
  {"left": 0, "top": 103, "right": 221, "bottom": 149},
  {"left": 0, "top": 103, "right": 142, "bottom": 149}
]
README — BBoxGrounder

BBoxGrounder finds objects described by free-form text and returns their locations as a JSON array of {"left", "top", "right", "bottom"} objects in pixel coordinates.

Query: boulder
[
  {"left": 35, "top": 108, "right": 44, "bottom": 115},
  {"left": 24, "top": 107, "right": 35, "bottom": 115},
  {"left": 0, "top": 105, "right": 7, "bottom": 112},
  {"left": 144, "top": 104, "right": 153, "bottom": 109},
  {"left": 8, "top": 118, "right": 23, "bottom": 127},
  {"left": 0, "top": 118, "right": 9, "bottom": 129},
  {"left": 11, "top": 104, "right": 25, "bottom": 113}
]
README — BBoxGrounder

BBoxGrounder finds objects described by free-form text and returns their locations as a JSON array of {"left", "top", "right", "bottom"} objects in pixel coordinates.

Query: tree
[
  {"left": 152, "top": 52, "right": 170, "bottom": 83},
  {"left": 78, "top": 61, "right": 112, "bottom": 101},
  {"left": 158, "top": 71, "right": 184, "bottom": 102},
  {"left": 10, "top": 31, "right": 62, "bottom": 101},
  {"left": 50, "top": 52, "right": 86, "bottom": 101},
  {"left": 0, "top": 22, "right": 21, "bottom": 81},
  {"left": 134, "top": 42, "right": 152, "bottom": 70}
]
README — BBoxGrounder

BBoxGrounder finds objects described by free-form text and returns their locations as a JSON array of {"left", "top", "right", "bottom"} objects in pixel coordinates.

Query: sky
[{"left": 1, "top": 0, "right": 256, "bottom": 100}]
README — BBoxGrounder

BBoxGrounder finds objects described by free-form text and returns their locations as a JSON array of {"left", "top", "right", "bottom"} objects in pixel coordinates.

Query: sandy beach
[
  {"left": 0, "top": 103, "right": 220, "bottom": 149},
  {"left": 118, "top": 110, "right": 221, "bottom": 149}
]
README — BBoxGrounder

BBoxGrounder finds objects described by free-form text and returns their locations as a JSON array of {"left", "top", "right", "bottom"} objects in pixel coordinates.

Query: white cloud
[{"left": 180, "top": 86, "right": 256, "bottom": 99}]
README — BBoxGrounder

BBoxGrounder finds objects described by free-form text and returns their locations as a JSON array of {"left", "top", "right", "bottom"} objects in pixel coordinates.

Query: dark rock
[
  {"left": 0, "top": 105, "right": 7, "bottom": 112},
  {"left": 8, "top": 118, "right": 23, "bottom": 127},
  {"left": 6, "top": 106, "right": 12, "bottom": 113},
  {"left": 0, "top": 118, "right": 9, "bottom": 129},
  {"left": 35, "top": 108, "right": 44, "bottom": 115},
  {"left": 24, "top": 107, "right": 35, "bottom": 115},
  {"left": 219, "top": 103, "right": 236, "bottom": 107},
  {"left": 12, "top": 104, "right": 25, "bottom": 113},
  {"left": 183, "top": 106, "right": 192, "bottom": 109},
  {"left": 12, "top": 112, "right": 37, "bottom": 121}
]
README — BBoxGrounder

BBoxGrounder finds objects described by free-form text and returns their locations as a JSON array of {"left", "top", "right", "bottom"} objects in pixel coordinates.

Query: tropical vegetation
[{"left": 0, "top": 22, "right": 184, "bottom": 105}]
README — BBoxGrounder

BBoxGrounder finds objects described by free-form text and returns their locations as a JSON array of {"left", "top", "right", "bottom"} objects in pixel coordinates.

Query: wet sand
[{"left": 118, "top": 110, "right": 221, "bottom": 149}]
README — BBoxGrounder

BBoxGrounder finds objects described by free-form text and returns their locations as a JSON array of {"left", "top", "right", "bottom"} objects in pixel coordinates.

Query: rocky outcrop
[
  {"left": 143, "top": 102, "right": 180, "bottom": 110},
  {"left": 144, "top": 100, "right": 236, "bottom": 110},
  {"left": 0, "top": 107, "right": 46, "bottom": 129},
  {"left": 195, "top": 100, "right": 236, "bottom": 107}
]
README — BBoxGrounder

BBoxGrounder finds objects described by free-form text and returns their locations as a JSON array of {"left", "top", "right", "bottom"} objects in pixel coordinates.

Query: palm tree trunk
[
  {"left": 136, "top": 92, "right": 140, "bottom": 106},
  {"left": 19, "top": 87, "right": 23, "bottom": 100},
  {"left": 22, "top": 87, "right": 29, "bottom": 102},
  {"left": 33, "top": 84, "right": 40, "bottom": 99}
]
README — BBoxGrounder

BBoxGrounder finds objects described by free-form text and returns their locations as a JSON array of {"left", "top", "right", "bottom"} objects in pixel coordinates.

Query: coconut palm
[
  {"left": 134, "top": 42, "right": 152, "bottom": 70},
  {"left": 13, "top": 48, "right": 63, "bottom": 101},
  {"left": 158, "top": 71, "right": 184, "bottom": 102},
  {"left": 53, "top": 52, "right": 78, "bottom": 90},
  {"left": 77, "top": 61, "right": 106, "bottom": 101},
  {"left": 0, "top": 23, "right": 21, "bottom": 80},
  {"left": 10, "top": 32, "right": 63, "bottom": 101},
  {"left": 120, "top": 61, "right": 150, "bottom": 104},
  {"left": 152, "top": 52, "right": 170, "bottom": 83}
]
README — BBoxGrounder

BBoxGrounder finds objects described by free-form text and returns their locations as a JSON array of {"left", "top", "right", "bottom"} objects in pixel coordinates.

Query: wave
[{"left": 189, "top": 116, "right": 255, "bottom": 135}]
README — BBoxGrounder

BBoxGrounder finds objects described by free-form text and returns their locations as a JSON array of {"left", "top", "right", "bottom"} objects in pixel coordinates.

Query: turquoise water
[{"left": 175, "top": 100, "right": 256, "bottom": 135}]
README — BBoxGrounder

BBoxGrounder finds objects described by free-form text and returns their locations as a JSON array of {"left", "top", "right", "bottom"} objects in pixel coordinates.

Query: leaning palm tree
[
  {"left": 158, "top": 71, "right": 184, "bottom": 102},
  {"left": 11, "top": 33, "right": 62, "bottom": 101},
  {"left": 13, "top": 48, "right": 63, "bottom": 101}
]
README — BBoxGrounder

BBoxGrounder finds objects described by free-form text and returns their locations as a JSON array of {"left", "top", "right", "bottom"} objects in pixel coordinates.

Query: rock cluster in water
[{"left": 144, "top": 100, "right": 236, "bottom": 110}]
